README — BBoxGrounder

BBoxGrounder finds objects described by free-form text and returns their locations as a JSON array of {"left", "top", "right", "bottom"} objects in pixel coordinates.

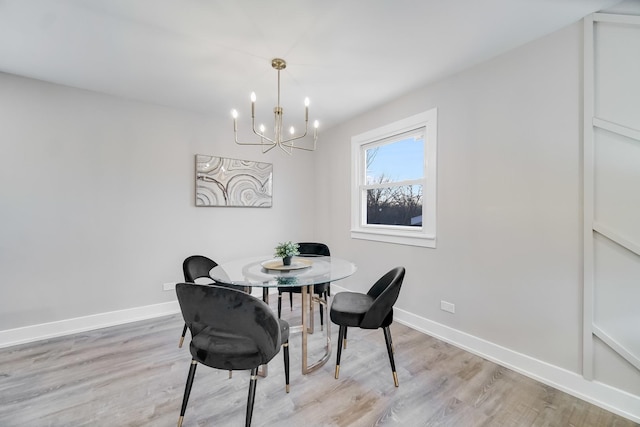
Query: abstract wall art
[{"left": 195, "top": 155, "right": 273, "bottom": 207}]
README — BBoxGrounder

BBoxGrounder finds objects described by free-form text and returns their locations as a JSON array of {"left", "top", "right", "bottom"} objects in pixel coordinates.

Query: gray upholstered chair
[
  {"left": 277, "top": 242, "right": 331, "bottom": 328},
  {"left": 329, "top": 267, "right": 405, "bottom": 387},
  {"left": 175, "top": 283, "right": 290, "bottom": 427},
  {"left": 179, "top": 255, "right": 251, "bottom": 347}
]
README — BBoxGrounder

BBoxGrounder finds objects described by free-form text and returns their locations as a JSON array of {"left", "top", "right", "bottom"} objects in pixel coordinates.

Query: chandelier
[{"left": 231, "top": 58, "right": 319, "bottom": 154}]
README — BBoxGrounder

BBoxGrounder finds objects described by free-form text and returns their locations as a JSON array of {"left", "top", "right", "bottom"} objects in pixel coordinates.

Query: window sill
[{"left": 351, "top": 229, "right": 436, "bottom": 248}]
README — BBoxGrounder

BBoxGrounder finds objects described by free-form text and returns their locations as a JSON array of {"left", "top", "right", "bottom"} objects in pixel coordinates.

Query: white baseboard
[
  {"left": 392, "top": 306, "right": 640, "bottom": 424},
  {"left": 0, "top": 288, "right": 278, "bottom": 349},
  {"left": 0, "top": 301, "right": 181, "bottom": 349},
  {"left": 328, "top": 284, "right": 639, "bottom": 423}
]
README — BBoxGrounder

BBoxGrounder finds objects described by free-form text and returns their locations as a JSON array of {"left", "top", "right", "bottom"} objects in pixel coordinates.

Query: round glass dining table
[
  {"left": 210, "top": 256, "right": 357, "bottom": 374},
  {"left": 210, "top": 255, "right": 356, "bottom": 288}
]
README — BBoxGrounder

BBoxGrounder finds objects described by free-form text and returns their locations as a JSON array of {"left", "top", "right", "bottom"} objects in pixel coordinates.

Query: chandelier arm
[
  {"left": 281, "top": 136, "right": 317, "bottom": 151},
  {"left": 235, "top": 141, "right": 277, "bottom": 147},
  {"left": 252, "top": 115, "right": 276, "bottom": 144},
  {"left": 281, "top": 123, "right": 318, "bottom": 150},
  {"left": 263, "top": 143, "right": 278, "bottom": 153},
  {"left": 280, "top": 128, "right": 309, "bottom": 145},
  {"left": 233, "top": 118, "right": 278, "bottom": 147},
  {"left": 234, "top": 134, "right": 276, "bottom": 147},
  {"left": 277, "top": 142, "right": 293, "bottom": 155},
  {"left": 282, "top": 142, "right": 317, "bottom": 151},
  {"left": 234, "top": 129, "right": 276, "bottom": 147},
  {"left": 251, "top": 129, "right": 276, "bottom": 144}
]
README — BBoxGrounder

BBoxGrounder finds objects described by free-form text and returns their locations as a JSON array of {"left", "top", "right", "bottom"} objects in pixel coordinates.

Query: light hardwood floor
[{"left": 0, "top": 304, "right": 637, "bottom": 427}]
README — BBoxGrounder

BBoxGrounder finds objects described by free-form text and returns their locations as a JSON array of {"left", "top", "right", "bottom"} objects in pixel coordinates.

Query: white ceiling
[{"left": 0, "top": 0, "right": 623, "bottom": 130}]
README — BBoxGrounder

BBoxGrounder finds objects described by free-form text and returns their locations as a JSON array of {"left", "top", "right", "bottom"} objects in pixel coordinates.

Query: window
[{"left": 351, "top": 109, "right": 437, "bottom": 248}]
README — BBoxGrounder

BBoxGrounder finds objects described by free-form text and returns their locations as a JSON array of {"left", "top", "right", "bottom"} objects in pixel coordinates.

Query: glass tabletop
[{"left": 210, "top": 256, "right": 357, "bottom": 288}]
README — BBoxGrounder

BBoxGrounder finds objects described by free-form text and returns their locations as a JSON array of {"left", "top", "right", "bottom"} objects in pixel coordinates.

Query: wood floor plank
[{"left": 0, "top": 308, "right": 637, "bottom": 427}]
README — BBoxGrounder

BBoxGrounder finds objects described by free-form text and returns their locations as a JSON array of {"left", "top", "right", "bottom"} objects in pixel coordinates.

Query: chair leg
[
  {"left": 383, "top": 326, "right": 399, "bottom": 387},
  {"left": 178, "top": 359, "right": 198, "bottom": 427},
  {"left": 289, "top": 292, "right": 293, "bottom": 311},
  {"left": 179, "top": 323, "right": 188, "bottom": 348},
  {"left": 319, "top": 292, "right": 324, "bottom": 330},
  {"left": 277, "top": 291, "right": 282, "bottom": 319},
  {"left": 283, "top": 341, "right": 290, "bottom": 393},
  {"left": 246, "top": 367, "right": 259, "bottom": 427},
  {"left": 343, "top": 327, "right": 348, "bottom": 349},
  {"left": 335, "top": 325, "right": 346, "bottom": 379}
]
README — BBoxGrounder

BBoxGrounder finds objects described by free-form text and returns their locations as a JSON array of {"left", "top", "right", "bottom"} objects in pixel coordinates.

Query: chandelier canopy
[{"left": 232, "top": 58, "right": 319, "bottom": 154}]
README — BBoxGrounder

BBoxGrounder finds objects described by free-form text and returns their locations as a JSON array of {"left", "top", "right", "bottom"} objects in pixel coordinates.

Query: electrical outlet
[
  {"left": 440, "top": 300, "right": 455, "bottom": 314},
  {"left": 163, "top": 282, "right": 176, "bottom": 291}
]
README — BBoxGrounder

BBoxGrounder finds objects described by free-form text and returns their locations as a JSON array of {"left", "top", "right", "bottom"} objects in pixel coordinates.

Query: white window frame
[{"left": 351, "top": 109, "right": 437, "bottom": 248}]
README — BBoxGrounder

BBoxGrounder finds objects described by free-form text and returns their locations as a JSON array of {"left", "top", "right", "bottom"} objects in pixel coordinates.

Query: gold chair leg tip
[
  {"left": 393, "top": 372, "right": 399, "bottom": 387},
  {"left": 178, "top": 337, "right": 185, "bottom": 348},
  {"left": 335, "top": 366, "right": 340, "bottom": 379},
  {"left": 286, "top": 384, "right": 290, "bottom": 393},
  {"left": 177, "top": 416, "right": 184, "bottom": 427}
]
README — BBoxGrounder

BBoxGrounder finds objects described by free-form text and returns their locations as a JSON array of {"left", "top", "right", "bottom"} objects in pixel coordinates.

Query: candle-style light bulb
[
  {"left": 259, "top": 124, "right": 265, "bottom": 133},
  {"left": 289, "top": 126, "right": 295, "bottom": 135},
  {"left": 251, "top": 92, "right": 256, "bottom": 118},
  {"left": 304, "top": 97, "right": 310, "bottom": 107},
  {"left": 313, "top": 120, "right": 319, "bottom": 129},
  {"left": 304, "top": 97, "right": 310, "bottom": 121},
  {"left": 232, "top": 109, "right": 238, "bottom": 132}
]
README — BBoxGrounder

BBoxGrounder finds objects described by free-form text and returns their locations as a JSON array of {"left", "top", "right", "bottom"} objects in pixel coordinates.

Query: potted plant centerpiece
[{"left": 274, "top": 241, "right": 300, "bottom": 266}]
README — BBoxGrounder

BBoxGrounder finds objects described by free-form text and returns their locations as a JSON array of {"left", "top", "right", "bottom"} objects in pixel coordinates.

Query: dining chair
[
  {"left": 179, "top": 255, "right": 251, "bottom": 348},
  {"left": 329, "top": 266, "right": 405, "bottom": 387},
  {"left": 175, "top": 283, "right": 290, "bottom": 427},
  {"left": 277, "top": 242, "right": 331, "bottom": 329}
]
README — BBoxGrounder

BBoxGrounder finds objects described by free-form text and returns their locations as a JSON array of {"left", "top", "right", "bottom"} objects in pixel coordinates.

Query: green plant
[{"left": 274, "top": 241, "right": 300, "bottom": 258}]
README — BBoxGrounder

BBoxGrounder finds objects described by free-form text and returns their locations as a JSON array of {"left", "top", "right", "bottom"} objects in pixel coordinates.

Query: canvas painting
[{"left": 195, "top": 155, "right": 273, "bottom": 207}]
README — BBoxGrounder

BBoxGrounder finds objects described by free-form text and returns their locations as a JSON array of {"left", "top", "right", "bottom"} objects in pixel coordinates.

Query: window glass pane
[
  {"left": 366, "top": 133, "right": 424, "bottom": 184},
  {"left": 366, "top": 185, "right": 423, "bottom": 226}
]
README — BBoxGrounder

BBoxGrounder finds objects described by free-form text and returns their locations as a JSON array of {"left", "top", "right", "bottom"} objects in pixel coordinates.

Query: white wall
[
  {"left": 315, "top": 20, "right": 640, "bottom": 419},
  {"left": 0, "top": 72, "right": 316, "bottom": 331}
]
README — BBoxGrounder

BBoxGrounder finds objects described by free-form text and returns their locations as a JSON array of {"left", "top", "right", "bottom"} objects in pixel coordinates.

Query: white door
[{"left": 584, "top": 12, "right": 640, "bottom": 395}]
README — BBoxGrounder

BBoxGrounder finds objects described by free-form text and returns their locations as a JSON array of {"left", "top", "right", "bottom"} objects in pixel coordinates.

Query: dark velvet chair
[
  {"left": 277, "top": 242, "right": 331, "bottom": 328},
  {"left": 330, "top": 266, "right": 405, "bottom": 387},
  {"left": 175, "top": 283, "right": 290, "bottom": 427},
  {"left": 179, "top": 255, "right": 251, "bottom": 348}
]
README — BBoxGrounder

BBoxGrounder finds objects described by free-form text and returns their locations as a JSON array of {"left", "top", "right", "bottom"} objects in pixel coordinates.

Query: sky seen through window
[{"left": 366, "top": 136, "right": 424, "bottom": 184}]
